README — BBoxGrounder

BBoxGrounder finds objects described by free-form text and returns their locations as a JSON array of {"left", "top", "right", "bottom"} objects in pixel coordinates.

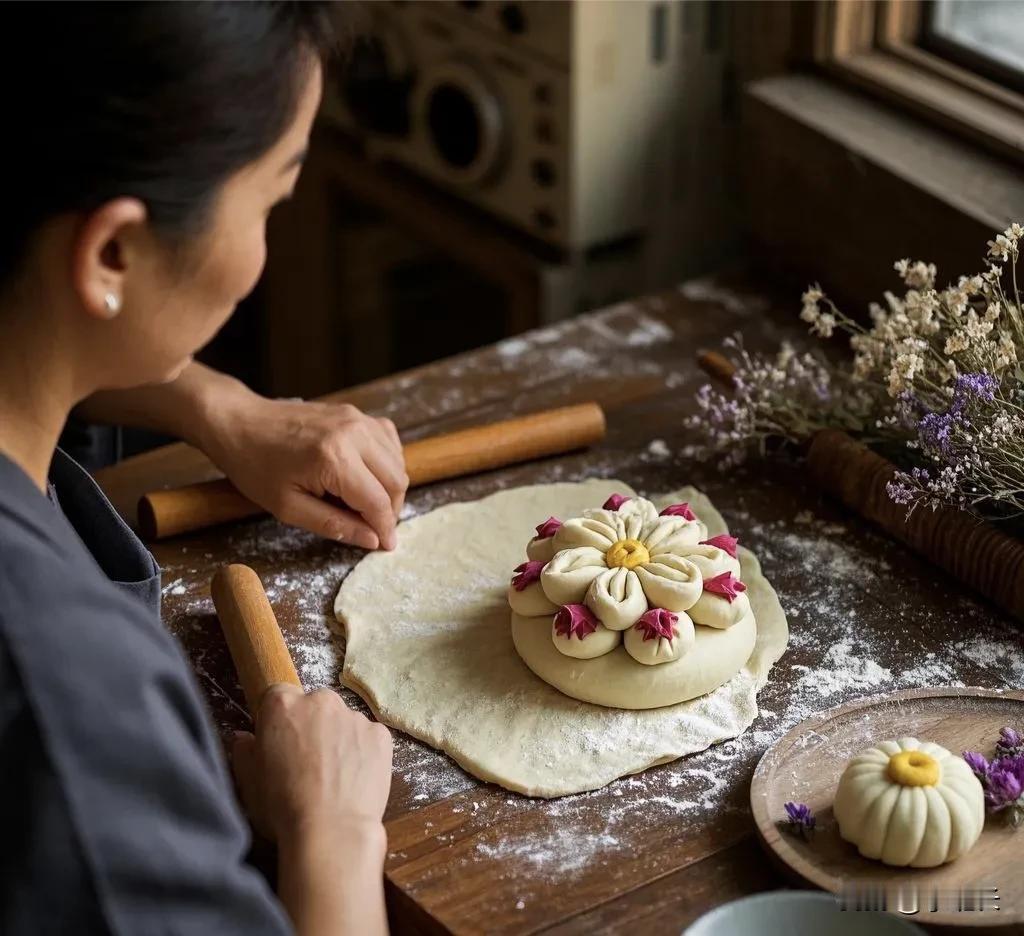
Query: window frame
[{"left": 811, "top": 0, "right": 1024, "bottom": 165}]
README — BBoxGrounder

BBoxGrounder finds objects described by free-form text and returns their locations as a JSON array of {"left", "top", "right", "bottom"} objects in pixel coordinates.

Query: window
[
  {"left": 923, "top": 0, "right": 1024, "bottom": 94},
  {"left": 812, "top": 0, "right": 1024, "bottom": 165}
]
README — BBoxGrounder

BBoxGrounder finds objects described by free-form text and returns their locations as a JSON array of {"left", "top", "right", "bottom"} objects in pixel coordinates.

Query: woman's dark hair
[{"left": 0, "top": 1, "right": 341, "bottom": 287}]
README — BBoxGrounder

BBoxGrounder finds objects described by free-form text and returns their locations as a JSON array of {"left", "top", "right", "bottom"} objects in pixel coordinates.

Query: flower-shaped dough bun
[
  {"left": 509, "top": 494, "right": 752, "bottom": 667},
  {"left": 585, "top": 566, "right": 648, "bottom": 631},
  {"left": 833, "top": 737, "right": 984, "bottom": 867},
  {"left": 624, "top": 608, "right": 695, "bottom": 665},
  {"left": 684, "top": 542, "right": 741, "bottom": 580},
  {"left": 527, "top": 517, "right": 562, "bottom": 563},
  {"left": 551, "top": 604, "right": 620, "bottom": 659},
  {"left": 634, "top": 554, "right": 703, "bottom": 612},
  {"left": 689, "top": 571, "right": 749, "bottom": 629},
  {"left": 540, "top": 495, "right": 709, "bottom": 630},
  {"left": 507, "top": 561, "right": 559, "bottom": 617},
  {"left": 541, "top": 547, "right": 608, "bottom": 605}
]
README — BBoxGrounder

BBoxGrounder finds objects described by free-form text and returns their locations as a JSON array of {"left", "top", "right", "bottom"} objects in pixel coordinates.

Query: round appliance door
[{"left": 413, "top": 60, "right": 506, "bottom": 188}]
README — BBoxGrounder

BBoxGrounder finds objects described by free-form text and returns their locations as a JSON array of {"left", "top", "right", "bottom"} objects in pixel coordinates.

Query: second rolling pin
[{"left": 139, "top": 401, "right": 606, "bottom": 540}]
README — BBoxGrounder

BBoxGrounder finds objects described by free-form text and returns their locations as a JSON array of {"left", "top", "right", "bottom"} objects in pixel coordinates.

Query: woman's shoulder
[
  {"left": 0, "top": 481, "right": 157, "bottom": 639},
  {"left": 0, "top": 465, "right": 197, "bottom": 727}
]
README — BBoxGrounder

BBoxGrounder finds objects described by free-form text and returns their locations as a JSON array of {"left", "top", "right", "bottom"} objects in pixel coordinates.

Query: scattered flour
[
  {"left": 622, "top": 316, "right": 673, "bottom": 347},
  {"left": 645, "top": 438, "right": 671, "bottom": 460},
  {"left": 161, "top": 578, "right": 187, "bottom": 597},
  {"left": 476, "top": 829, "right": 619, "bottom": 872},
  {"left": 496, "top": 337, "right": 530, "bottom": 359},
  {"left": 678, "top": 277, "right": 770, "bottom": 316},
  {"left": 548, "top": 347, "right": 597, "bottom": 369}
]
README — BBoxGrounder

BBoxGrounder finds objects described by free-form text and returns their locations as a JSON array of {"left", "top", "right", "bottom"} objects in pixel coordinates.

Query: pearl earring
[{"left": 103, "top": 292, "right": 121, "bottom": 317}]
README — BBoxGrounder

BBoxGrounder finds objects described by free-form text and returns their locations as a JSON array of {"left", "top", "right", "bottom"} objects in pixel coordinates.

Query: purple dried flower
[
  {"left": 996, "top": 726, "right": 1024, "bottom": 757},
  {"left": 985, "top": 761, "right": 1024, "bottom": 813},
  {"left": 783, "top": 801, "right": 815, "bottom": 838},
  {"left": 917, "top": 411, "right": 958, "bottom": 458},
  {"left": 887, "top": 477, "right": 917, "bottom": 506},
  {"left": 963, "top": 741, "right": 1024, "bottom": 827},
  {"left": 963, "top": 750, "right": 990, "bottom": 779},
  {"left": 952, "top": 372, "right": 998, "bottom": 413}
]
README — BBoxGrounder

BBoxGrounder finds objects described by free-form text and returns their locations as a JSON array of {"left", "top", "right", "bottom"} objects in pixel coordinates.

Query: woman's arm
[
  {"left": 75, "top": 361, "right": 249, "bottom": 449},
  {"left": 277, "top": 820, "right": 389, "bottom": 936},
  {"left": 232, "top": 685, "right": 393, "bottom": 936},
  {"left": 78, "top": 362, "right": 408, "bottom": 549}
]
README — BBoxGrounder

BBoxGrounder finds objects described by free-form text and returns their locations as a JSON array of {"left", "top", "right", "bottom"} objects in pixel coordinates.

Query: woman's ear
[{"left": 71, "top": 198, "right": 148, "bottom": 320}]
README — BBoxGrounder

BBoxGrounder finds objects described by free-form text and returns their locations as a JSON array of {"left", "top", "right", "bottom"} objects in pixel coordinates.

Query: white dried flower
[
  {"left": 995, "top": 332, "right": 1017, "bottom": 370},
  {"left": 887, "top": 351, "right": 923, "bottom": 396},
  {"left": 800, "top": 285, "right": 823, "bottom": 324},
  {"left": 884, "top": 291, "right": 905, "bottom": 315},
  {"left": 988, "top": 234, "right": 1012, "bottom": 261},
  {"left": 944, "top": 332, "right": 970, "bottom": 354},
  {"left": 812, "top": 313, "right": 836, "bottom": 338},
  {"left": 895, "top": 259, "right": 937, "bottom": 290},
  {"left": 965, "top": 309, "right": 994, "bottom": 340}
]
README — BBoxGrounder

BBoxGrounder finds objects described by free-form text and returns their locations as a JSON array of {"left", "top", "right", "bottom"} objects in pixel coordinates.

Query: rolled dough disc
[{"left": 334, "top": 479, "right": 789, "bottom": 797}]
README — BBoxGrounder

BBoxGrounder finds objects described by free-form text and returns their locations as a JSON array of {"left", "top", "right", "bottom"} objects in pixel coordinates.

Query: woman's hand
[
  {"left": 76, "top": 363, "right": 406, "bottom": 548},
  {"left": 232, "top": 685, "right": 393, "bottom": 845},
  {"left": 232, "top": 685, "right": 393, "bottom": 936},
  {"left": 198, "top": 383, "right": 408, "bottom": 550}
]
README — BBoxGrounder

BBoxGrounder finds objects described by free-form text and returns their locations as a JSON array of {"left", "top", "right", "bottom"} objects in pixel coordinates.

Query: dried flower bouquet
[{"left": 689, "top": 224, "right": 1024, "bottom": 521}]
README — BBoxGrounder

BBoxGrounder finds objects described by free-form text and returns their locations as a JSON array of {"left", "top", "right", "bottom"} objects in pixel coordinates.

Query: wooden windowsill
[
  {"left": 747, "top": 72, "right": 1024, "bottom": 233},
  {"left": 743, "top": 72, "right": 1024, "bottom": 309},
  {"left": 830, "top": 50, "right": 1024, "bottom": 165}
]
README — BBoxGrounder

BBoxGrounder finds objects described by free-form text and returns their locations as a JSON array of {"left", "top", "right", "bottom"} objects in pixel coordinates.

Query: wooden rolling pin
[
  {"left": 211, "top": 563, "right": 301, "bottom": 713},
  {"left": 139, "top": 401, "right": 606, "bottom": 540},
  {"left": 806, "top": 430, "right": 1024, "bottom": 622},
  {"left": 696, "top": 349, "right": 738, "bottom": 389},
  {"left": 695, "top": 350, "right": 1024, "bottom": 621}
]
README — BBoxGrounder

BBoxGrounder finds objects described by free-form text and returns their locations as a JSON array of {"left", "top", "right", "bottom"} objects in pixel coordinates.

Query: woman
[{"left": 0, "top": 4, "right": 402, "bottom": 934}]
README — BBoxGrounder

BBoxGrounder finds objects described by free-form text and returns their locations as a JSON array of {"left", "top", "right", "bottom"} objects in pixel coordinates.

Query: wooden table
[{"left": 96, "top": 277, "right": 1024, "bottom": 935}]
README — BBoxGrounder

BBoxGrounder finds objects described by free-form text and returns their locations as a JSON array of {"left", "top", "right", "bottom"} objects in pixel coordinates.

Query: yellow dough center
[
  {"left": 887, "top": 750, "right": 940, "bottom": 787},
  {"left": 606, "top": 538, "right": 650, "bottom": 570}
]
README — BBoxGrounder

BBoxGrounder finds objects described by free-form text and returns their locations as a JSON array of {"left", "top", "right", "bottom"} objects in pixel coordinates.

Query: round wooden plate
[{"left": 751, "top": 687, "right": 1024, "bottom": 928}]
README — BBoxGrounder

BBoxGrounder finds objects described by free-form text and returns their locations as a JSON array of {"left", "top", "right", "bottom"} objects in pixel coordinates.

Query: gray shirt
[{"left": 0, "top": 450, "right": 292, "bottom": 935}]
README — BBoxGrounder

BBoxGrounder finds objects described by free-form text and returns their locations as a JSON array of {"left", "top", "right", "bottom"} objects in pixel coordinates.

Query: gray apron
[{"left": 47, "top": 448, "right": 161, "bottom": 615}]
